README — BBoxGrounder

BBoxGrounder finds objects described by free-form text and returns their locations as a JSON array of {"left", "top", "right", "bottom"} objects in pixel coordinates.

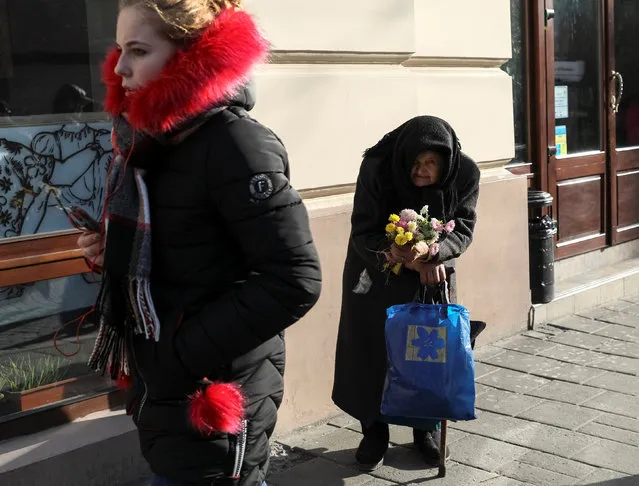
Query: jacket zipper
[{"left": 128, "top": 326, "right": 148, "bottom": 423}]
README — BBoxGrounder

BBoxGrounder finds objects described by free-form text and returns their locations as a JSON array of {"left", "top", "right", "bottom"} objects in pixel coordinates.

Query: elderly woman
[{"left": 332, "top": 116, "right": 480, "bottom": 471}]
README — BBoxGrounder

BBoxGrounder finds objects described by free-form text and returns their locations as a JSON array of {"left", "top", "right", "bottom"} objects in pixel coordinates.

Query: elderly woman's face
[{"left": 411, "top": 151, "right": 442, "bottom": 187}]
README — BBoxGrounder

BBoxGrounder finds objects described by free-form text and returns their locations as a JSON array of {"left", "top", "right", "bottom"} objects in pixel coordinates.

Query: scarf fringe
[{"left": 130, "top": 277, "right": 160, "bottom": 341}]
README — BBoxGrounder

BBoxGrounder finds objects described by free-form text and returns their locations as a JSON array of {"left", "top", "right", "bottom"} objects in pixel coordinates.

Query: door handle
[
  {"left": 545, "top": 8, "right": 555, "bottom": 27},
  {"left": 611, "top": 70, "right": 624, "bottom": 114}
]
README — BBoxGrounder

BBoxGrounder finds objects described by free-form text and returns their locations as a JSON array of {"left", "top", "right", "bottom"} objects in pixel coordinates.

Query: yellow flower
[
  {"left": 405, "top": 232, "right": 414, "bottom": 242},
  {"left": 395, "top": 234, "right": 407, "bottom": 246},
  {"left": 389, "top": 214, "right": 400, "bottom": 223},
  {"left": 407, "top": 221, "right": 417, "bottom": 232},
  {"left": 396, "top": 227, "right": 405, "bottom": 235},
  {"left": 385, "top": 223, "right": 396, "bottom": 233}
]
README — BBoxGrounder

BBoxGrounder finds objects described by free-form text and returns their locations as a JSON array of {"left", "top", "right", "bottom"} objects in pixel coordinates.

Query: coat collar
[{"left": 102, "top": 9, "right": 268, "bottom": 134}]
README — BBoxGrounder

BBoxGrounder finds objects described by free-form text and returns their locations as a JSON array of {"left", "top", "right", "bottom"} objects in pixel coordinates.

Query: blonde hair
[{"left": 119, "top": 0, "right": 243, "bottom": 40}]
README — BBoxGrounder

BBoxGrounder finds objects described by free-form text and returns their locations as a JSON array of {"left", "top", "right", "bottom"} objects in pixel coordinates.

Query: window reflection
[
  {"left": 553, "top": 0, "right": 603, "bottom": 155},
  {"left": 502, "top": 0, "right": 529, "bottom": 164},
  {"left": 614, "top": 0, "right": 639, "bottom": 148},
  {"left": 0, "top": 274, "right": 109, "bottom": 418}
]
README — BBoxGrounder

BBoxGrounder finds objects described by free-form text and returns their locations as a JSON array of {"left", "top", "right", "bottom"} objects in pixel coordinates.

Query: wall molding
[{"left": 269, "top": 51, "right": 508, "bottom": 69}]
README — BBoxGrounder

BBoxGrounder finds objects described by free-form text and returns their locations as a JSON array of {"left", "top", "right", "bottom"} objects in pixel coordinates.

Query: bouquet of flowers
[{"left": 384, "top": 205, "right": 455, "bottom": 275}]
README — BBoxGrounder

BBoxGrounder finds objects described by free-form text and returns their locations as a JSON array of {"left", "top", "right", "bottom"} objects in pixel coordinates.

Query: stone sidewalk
[{"left": 267, "top": 297, "right": 639, "bottom": 486}]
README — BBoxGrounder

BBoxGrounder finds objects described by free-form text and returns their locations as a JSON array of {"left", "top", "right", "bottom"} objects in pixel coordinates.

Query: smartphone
[{"left": 41, "top": 183, "right": 101, "bottom": 232}]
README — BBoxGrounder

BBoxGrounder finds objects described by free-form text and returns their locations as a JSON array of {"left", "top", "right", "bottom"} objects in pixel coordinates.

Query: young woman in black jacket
[
  {"left": 77, "top": 1, "right": 322, "bottom": 484},
  {"left": 332, "top": 116, "right": 480, "bottom": 471}
]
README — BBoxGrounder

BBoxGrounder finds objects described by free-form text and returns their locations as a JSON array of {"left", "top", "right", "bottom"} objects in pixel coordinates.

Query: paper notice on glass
[
  {"left": 555, "top": 86, "right": 568, "bottom": 119},
  {"left": 555, "top": 125, "right": 567, "bottom": 156}
]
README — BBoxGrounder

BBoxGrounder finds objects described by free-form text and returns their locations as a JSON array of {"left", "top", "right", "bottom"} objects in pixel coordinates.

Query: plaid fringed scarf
[
  {"left": 88, "top": 110, "right": 223, "bottom": 380},
  {"left": 88, "top": 115, "right": 164, "bottom": 380}
]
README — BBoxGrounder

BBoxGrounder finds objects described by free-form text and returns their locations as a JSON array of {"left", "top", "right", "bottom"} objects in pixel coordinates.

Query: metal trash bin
[{"left": 528, "top": 191, "right": 557, "bottom": 304}]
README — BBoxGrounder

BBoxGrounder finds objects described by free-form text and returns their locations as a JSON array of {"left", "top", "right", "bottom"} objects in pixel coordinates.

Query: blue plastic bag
[{"left": 380, "top": 294, "right": 477, "bottom": 422}]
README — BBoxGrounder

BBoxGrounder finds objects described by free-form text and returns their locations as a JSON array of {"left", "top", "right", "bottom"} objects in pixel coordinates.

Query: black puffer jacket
[
  {"left": 129, "top": 98, "right": 321, "bottom": 486},
  {"left": 99, "top": 10, "right": 322, "bottom": 486}
]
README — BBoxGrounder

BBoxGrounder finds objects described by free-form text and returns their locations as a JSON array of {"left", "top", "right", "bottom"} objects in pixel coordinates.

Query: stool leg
[{"left": 438, "top": 420, "right": 447, "bottom": 477}]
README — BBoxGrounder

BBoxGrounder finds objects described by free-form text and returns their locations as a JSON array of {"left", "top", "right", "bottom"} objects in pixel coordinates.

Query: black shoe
[
  {"left": 413, "top": 429, "right": 450, "bottom": 465},
  {"left": 356, "top": 422, "right": 389, "bottom": 471}
]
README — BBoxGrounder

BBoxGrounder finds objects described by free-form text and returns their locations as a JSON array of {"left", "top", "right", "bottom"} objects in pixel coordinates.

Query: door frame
[{"left": 533, "top": 0, "right": 614, "bottom": 259}]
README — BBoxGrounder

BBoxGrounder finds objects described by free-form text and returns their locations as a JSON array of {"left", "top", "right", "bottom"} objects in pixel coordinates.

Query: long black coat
[{"left": 332, "top": 154, "right": 479, "bottom": 424}]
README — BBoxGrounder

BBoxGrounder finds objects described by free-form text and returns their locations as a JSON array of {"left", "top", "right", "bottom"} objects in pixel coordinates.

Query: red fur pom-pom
[
  {"left": 116, "top": 373, "right": 133, "bottom": 391},
  {"left": 189, "top": 382, "right": 245, "bottom": 435}
]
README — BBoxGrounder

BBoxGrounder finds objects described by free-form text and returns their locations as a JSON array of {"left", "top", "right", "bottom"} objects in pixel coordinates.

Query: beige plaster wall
[{"left": 240, "top": 0, "right": 532, "bottom": 434}]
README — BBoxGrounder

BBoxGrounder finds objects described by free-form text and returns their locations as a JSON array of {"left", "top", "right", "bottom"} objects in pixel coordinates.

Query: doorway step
[{"left": 532, "top": 239, "right": 639, "bottom": 325}]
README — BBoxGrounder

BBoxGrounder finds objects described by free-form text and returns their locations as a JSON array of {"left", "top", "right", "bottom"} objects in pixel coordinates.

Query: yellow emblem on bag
[{"left": 405, "top": 325, "right": 447, "bottom": 363}]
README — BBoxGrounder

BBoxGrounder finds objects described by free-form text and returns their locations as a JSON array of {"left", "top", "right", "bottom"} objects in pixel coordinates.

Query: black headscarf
[{"left": 364, "top": 116, "right": 461, "bottom": 221}]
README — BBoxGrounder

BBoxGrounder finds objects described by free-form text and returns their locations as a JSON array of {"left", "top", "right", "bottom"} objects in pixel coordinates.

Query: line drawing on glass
[{"left": 0, "top": 122, "right": 112, "bottom": 239}]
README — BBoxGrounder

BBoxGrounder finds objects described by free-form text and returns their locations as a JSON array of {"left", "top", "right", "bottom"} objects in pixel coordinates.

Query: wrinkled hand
[
  {"left": 405, "top": 260, "right": 447, "bottom": 285},
  {"left": 77, "top": 231, "right": 104, "bottom": 267},
  {"left": 389, "top": 243, "right": 417, "bottom": 265}
]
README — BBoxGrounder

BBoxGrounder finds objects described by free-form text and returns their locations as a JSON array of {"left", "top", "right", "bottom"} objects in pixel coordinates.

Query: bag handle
[{"left": 416, "top": 281, "right": 450, "bottom": 305}]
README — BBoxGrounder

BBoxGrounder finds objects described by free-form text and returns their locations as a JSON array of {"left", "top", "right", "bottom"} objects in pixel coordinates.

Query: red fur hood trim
[{"left": 102, "top": 9, "right": 268, "bottom": 133}]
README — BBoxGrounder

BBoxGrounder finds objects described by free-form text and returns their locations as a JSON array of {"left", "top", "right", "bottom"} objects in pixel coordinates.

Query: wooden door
[
  {"left": 544, "top": 0, "right": 610, "bottom": 259},
  {"left": 607, "top": 0, "right": 639, "bottom": 244}
]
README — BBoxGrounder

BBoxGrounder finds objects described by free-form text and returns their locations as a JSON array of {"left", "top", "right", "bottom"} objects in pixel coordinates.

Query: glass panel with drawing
[
  {"left": 553, "top": 0, "right": 603, "bottom": 156},
  {"left": 0, "top": 122, "right": 112, "bottom": 239},
  {"left": 0, "top": 0, "right": 117, "bottom": 240}
]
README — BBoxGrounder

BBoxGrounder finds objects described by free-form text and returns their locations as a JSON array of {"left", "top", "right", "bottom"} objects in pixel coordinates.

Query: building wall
[{"left": 243, "top": 0, "right": 531, "bottom": 434}]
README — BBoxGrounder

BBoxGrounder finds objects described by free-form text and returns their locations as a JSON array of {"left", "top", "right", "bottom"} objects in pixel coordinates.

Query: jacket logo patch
[{"left": 249, "top": 173, "right": 274, "bottom": 201}]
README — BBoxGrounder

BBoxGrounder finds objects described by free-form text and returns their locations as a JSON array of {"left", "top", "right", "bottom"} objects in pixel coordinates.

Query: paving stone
[
  {"left": 577, "top": 421, "right": 639, "bottom": 447},
  {"left": 593, "top": 324, "right": 638, "bottom": 343},
  {"left": 388, "top": 424, "right": 467, "bottom": 448},
  {"left": 451, "top": 410, "right": 593, "bottom": 459},
  {"left": 596, "top": 339, "right": 639, "bottom": 359},
  {"left": 278, "top": 424, "right": 362, "bottom": 466},
  {"left": 516, "top": 401, "right": 603, "bottom": 430},
  {"left": 526, "top": 380, "right": 605, "bottom": 405},
  {"left": 584, "top": 371, "right": 639, "bottom": 395},
  {"left": 482, "top": 350, "right": 603, "bottom": 384},
  {"left": 475, "top": 383, "right": 493, "bottom": 396},
  {"left": 581, "top": 390, "right": 639, "bottom": 418},
  {"left": 548, "top": 329, "right": 639, "bottom": 359},
  {"left": 575, "top": 468, "right": 630, "bottom": 485},
  {"left": 579, "top": 305, "right": 639, "bottom": 323},
  {"left": 538, "top": 343, "right": 638, "bottom": 374},
  {"left": 524, "top": 330, "right": 556, "bottom": 340},
  {"left": 403, "top": 463, "right": 497, "bottom": 485},
  {"left": 449, "top": 434, "right": 528, "bottom": 472},
  {"left": 497, "top": 461, "right": 576, "bottom": 485},
  {"left": 604, "top": 299, "right": 637, "bottom": 311},
  {"left": 361, "top": 479, "right": 394, "bottom": 486},
  {"left": 476, "top": 388, "right": 545, "bottom": 417},
  {"left": 595, "top": 413, "right": 639, "bottom": 434},
  {"left": 269, "top": 457, "right": 374, "bottom": 486},
  {"left": 327, "top": 414, "right": 356, "bottom": 429},
  {"left": 477, "top": 477, "right": 533, "bottom": 486},
  {"left": 498, "top": 335, "right": 559, "bottom": 356},
  {"left": 516, "top": 450, "right": 596, "bottom": 479},
  {"left": 571, "top": 438, "right": 639, "bottom": 475},
  {"left": 366, "top": 446, "right": 441, "bottom": 484},
  {"left": 477, "top": 368, "right": 551, "bottom": 394},
  {"left": 548, "top": 315, "right": 610, "bottom": 334},
  {"left": 592, "top": 310, "right": 639, "bottom": 329},
  {"left": 474, "top": 362, "right": 502, "bottom": 379},
  {"left": 548, "top": 330, "right": 616, "bottom": 351},
  {"left": 473, "top": 345, "right": 507, "bottom": 361}
]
